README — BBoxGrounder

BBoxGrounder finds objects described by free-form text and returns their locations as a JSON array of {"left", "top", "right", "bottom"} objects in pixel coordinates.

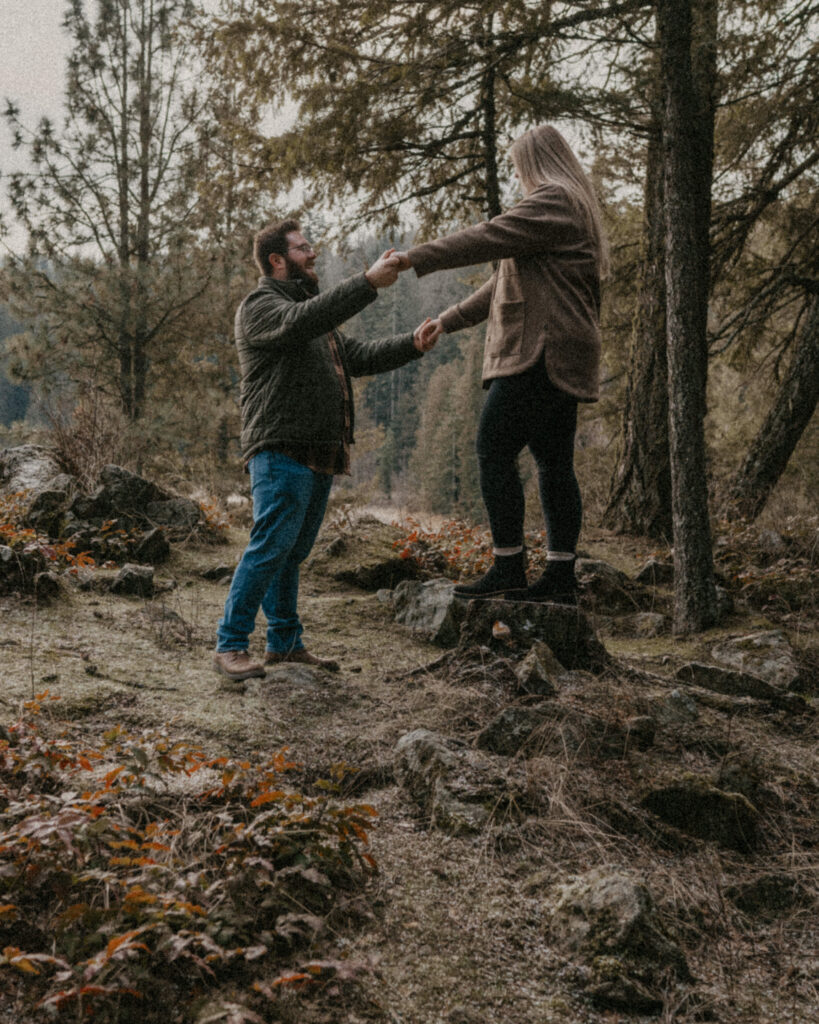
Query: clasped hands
[{"left": 364, "top": 248, "right": 444, "bottom": 353}]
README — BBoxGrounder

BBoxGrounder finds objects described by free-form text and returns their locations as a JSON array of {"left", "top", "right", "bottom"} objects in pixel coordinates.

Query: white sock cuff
[
  {"left": 493, "top": 545, "right": 524, "bottom": 557},
  {"left": 547, "top": 551, "right": 576, "bottom": 561}
]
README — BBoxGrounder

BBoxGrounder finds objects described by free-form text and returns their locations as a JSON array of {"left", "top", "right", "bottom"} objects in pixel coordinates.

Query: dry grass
[{"left": 0, "top": 516, "right": 817, "bottom": 1023}]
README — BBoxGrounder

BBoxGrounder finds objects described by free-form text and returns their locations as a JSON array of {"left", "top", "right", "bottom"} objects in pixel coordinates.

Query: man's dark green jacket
[{"left": 234, "top": 272, "right": 421, "bottom": 465}]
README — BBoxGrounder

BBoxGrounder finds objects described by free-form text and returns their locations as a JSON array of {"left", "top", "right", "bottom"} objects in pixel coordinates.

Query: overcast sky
[
  {"left": 1, "top": 1, "right": 71, "bottom": 248},
  {"left": 0, "top": 0, "right": 70, "bottom": 123}
]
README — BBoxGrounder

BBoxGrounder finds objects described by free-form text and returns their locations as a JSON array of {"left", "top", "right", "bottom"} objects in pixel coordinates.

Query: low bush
[{"left": 0, "top": 696, "right": 377, "bottom": 1022}]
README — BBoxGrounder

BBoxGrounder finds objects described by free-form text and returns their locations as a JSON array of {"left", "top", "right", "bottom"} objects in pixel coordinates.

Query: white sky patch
[
  {"left": 1, "top": 0, "right": 72, "bottom": 250},
  {"left": 0, "top": 0, "right": 70, "bottom": 123}
]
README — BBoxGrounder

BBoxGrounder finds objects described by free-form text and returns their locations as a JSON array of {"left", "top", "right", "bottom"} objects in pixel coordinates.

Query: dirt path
[{"left": 1, "top": 523, "right": 817, "bottom": 1024}]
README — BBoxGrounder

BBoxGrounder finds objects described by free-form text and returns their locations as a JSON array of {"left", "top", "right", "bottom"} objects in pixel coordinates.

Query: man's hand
[
  {"left": 392, "top": 251, "right": 412, "bottom": 271},
  {"left": 365, "top": 248, "right": 401, "bottom": 289},
  {"left": 413, "top": 317, "right": 443, "bottom": 353}
]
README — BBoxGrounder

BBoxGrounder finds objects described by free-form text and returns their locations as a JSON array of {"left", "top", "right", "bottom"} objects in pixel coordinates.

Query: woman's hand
[
  {"left": 413, "top": 317, "right": 444, "bottom": 352},
  {"left": 392, "top": 251, "right": 412, "bottom": 271}
]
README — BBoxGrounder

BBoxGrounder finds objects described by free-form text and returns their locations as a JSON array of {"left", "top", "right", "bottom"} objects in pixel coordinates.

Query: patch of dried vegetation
[{"left": 0, "top": 513, "right": 816, "bottom": 1023}]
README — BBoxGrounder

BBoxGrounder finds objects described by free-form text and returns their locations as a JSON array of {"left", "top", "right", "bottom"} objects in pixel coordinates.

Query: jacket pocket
[{"left": 489, "top": 299, "right": 526, "bottom": 357}]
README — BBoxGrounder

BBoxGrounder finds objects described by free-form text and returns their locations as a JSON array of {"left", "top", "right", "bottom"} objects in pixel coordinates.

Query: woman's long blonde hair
[{"left": 509, "top": 124, "right": 610, "bottom": 279}]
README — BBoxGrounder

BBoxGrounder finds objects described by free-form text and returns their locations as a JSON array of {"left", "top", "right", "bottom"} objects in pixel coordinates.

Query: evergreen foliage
[
  {"left": 0, "top": 0, "right": 816, "bottom": 576},
  {"left": 0, "top": 306, "right": 30, "bottom": 426},
  {"left": 204, "top": 0, "right": 650, "bottom": 235},
  {"left": 1, "top": 0, "right": 208, "bottom": 424}
]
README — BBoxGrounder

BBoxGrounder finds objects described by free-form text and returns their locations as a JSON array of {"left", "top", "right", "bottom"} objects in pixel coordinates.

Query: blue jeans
[{"left": 216, "top": 451, "right": 333, "bottom": 654}]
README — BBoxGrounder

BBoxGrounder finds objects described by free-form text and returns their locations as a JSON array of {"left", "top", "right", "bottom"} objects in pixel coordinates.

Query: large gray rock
[
  {"left": 0, "top": 447, "right": 81, "bottom": 538},
  {"left": 394, "top": 729, "right": 527, "bottom": 835},
  {"left": 132, "top": 526, "right": 171, "bottom": 564},
  {"left": 393, "top": 579, "right": 467, "bottom": 646},
  {"left": 25, "top": 488, "right": 71, "bottom": 536},
  {"left": 0, "top": 444, "right": 63, "bottom": 494},
  {"left": 710, "top": 631, "right": 801, "bottom": 690},
  {"left": 675, "top": 661, "right": 781, "bottom": 701},
  {"left": 145, "top": 497, "right": 203, "bottom": 535},
  {"left": 546, "top": 868, "right": 690, "bottom": 1013},
  {"left": 71, "top": 465, "right": 205, "bottom": 540},
  {"left": 0, "top": 447, "right": 213, "bottom": 557},
  {"left": 90, "top": 464, "right": 167, "bottom": 513}
]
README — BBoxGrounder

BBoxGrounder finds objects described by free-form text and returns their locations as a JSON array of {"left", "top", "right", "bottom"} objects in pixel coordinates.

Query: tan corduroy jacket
[{"left": 408, "top": 184, "right": 602, "bottom": 402}]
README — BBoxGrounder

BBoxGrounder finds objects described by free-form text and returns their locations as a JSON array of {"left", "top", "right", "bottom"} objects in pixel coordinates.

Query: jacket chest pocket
[{"left": 489, "top": 299, "right": 526, "bottom": 356}]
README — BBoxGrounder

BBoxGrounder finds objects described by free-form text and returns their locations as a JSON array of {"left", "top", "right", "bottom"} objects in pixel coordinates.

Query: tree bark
[
  {"left": 480, "top": 13, "right": 502, "bottom": 220},
  {"left": 657, "top": 0, "right": 718, "bottom": 633},
  {"left": 726, "top": 295, "right": 819, "bottom": 521},
  {"left": 604, "top": 112, "right": 672, "bottom": 540}
]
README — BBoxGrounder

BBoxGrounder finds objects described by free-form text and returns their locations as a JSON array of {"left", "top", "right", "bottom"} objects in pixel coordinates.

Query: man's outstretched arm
[{"left": 242, "top": 250, "right": 401, "bottom": 351}]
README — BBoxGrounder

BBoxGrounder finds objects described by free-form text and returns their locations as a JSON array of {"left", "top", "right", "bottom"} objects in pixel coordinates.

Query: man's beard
[{"left": 284, "top": 255, "right": 318, "bottom": 291}]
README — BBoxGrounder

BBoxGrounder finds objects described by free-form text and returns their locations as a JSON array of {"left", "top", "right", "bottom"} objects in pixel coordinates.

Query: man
[{"left": 214, "top": 219, "right": 436, "bottom": 682}]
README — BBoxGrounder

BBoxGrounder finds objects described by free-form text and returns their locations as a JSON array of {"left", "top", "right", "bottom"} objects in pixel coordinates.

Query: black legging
[{"left": 476, "top": 360, "right": 581, "bottom": 552}]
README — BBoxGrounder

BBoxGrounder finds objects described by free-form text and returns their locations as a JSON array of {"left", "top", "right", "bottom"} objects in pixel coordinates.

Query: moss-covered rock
[
  {"left": 308, "top": 516, "right": 422, "bottom": 590},
  {"left": 546, "top": 868, "right": 690, "bottom": 1014},
  {"left": 394, "top": 728, "right": 529, "bottom": 835},
  {"left": 641, "top": 777, "right": 759, "bottom": 852},
  {"left": 393, "top": 578, "right": 467, "bottom": 646}
]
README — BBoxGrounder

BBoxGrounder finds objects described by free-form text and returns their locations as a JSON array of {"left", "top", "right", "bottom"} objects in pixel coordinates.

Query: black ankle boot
[
  {"left": 525, "top": 557, "right": 578, "bottom": 605},
  {"left": 453, "top": 551, "right": 527, "bottom": 601}
]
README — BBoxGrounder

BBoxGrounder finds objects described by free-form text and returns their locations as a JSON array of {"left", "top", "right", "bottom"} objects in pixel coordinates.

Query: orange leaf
[
  {"left": 271, "top": 972, "right": 312, "bottom": 988},
  {"left": 106, "top": 930, "right": 142, "bottom": 957},
  {"left": 250, "top": 790, "right": 285, "bottom": 807}
]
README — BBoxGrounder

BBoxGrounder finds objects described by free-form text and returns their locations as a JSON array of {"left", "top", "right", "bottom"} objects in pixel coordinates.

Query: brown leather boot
[
  {"left": 213, "top": 650, "right": 265, "bottom": 681},
  {"left": 265, "top": 649, "right": 340, "bottom": 672}
]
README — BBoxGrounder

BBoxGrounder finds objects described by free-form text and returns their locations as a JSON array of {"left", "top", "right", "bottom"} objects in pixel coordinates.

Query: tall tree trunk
[
  {"left": 133, "top": 0, "right": 153, "bottom": 422},
  {"left": 726, "top": 295, "right": 819, "bottom": 520},
  {"left": 480, "top": 13, "right": 502, "bottom": 220},
  {"left": 116, "top": 0, "right": 136, "bottom": 420},
  {"left": 604, "top": 111, "right": 672, "bottom": 540},
  {"left": 657, "top": 0, "right": 718, "bottom": 633}
]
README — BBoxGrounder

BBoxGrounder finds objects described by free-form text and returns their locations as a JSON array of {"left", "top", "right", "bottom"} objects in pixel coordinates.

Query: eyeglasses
[{"left": 287, "top": 243, "right": 315, "bottom": 254}]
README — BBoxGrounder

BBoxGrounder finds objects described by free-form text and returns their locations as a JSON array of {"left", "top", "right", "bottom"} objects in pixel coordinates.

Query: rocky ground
[{"left": 0, "top": 489, "right": 817, "bottom": 1023}]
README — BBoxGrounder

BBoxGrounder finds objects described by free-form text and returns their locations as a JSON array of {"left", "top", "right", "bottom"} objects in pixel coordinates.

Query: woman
[{"left": 396, "top": 124, "right": 608, "bottom": 603}]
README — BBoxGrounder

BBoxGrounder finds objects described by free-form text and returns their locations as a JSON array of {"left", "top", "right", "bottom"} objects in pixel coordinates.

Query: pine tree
[
  {"left": 205, "top": 0, "right": 649, "bottom": 235},
  {"left": 1, "top": 0, "right": 206, "bottom": 426}
]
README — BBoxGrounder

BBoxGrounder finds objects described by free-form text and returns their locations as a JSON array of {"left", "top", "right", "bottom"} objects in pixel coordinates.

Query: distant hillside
[{"left": 0, "top": 304, "right": 30, "bottom": 426}]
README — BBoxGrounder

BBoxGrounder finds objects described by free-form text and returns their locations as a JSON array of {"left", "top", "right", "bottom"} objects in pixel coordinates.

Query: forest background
[{"left": 0, "top": 0, "right": 816, "bottom": 633}]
